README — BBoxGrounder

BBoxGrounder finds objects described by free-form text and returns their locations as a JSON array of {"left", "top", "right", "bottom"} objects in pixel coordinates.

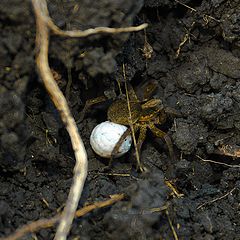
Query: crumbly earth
[{"left": 0, "top": 0, "right": 240, "bottom": 239}]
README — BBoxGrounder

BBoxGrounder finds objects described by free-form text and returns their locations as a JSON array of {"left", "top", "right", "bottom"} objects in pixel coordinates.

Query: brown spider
[
  {"left": 107, "top": 81, "right": 174, "bottom": 163},
  {"left": 80, "top": 81, "right": 176, "bottom": 167}
]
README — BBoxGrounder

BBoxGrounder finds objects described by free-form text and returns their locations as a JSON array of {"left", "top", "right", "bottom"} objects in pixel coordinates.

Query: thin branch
[
  {"left": 165, "top": 180, "right": 184, "bottom": 198},
  {"left": 31, "top": 1, "right": 88, "bottom": 240},
  {"left": 34, "top": 0, "right": 147, "bottom": 38},
  {"left": 48, "top": 20, "right": 148, "bottom": 38},
  {"left": 174, "top": 0, "right": 196, "bottom": 12},
  {"left": 197, "top": 187, "right": 236, "bottom": 209},
  {"left": 165, "top": 210, "right": 179, "bottom": 240},
  {"left": 1, "top": 194, "right": 124, "bottom": 240},
  {"left": 1, "top": 216, "right": 59, "bottom": 240},
  {"left": 31, "top": 0, "right": 147, "bottom": 239},
  {"left": 196, "top": 155, "right": 240, "bottom": 168},
  {"left": 123, "top": 64, "right": 143, "bottom": 172}
]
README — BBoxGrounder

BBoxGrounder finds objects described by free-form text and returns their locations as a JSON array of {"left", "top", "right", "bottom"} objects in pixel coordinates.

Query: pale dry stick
[
  {"left": 174, "top": 0, "right": 196, "bottom": 12},
  {"left": 31, "top": 1, "right": 147, "bottom": 240},
  {"left": 48, "top": 19, "right": 147, "bottom": 38},
  {"left": 196, "top": 155, "right": 240, "bottom": 168},
  {"left": 165, "top": 210, "right": 179, "bottom": 240},
  {"left": 32, "top": 1, "right": 88, "bottom": 240},
  {"left": 1, "top": 194, "right": 124, "bottom": 240},
  {"left": 33, "top": 0, "right": 147, "bottom": 38},
  {"left": 165, "top": 180, "right": 184, "bottom": 198},
  {"left": 122, "top": 64, "right": 144, "bottom": 172},
  {"left": 197, "top": 187, "right": 236, "bottom": 210},
  {"left": 175, "top": 21, "right": 195, "bottom": 58},
  {"left": 95, "top": 172, "right": 131, "bottom": 177}
]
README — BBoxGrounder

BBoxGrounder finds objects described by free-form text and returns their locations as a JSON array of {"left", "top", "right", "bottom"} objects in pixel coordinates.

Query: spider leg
[
  {"left": 125, "top": 82, "right": 139, "bottom": 103},
  {"left": 134, "top": 125, "right": 147, "bottom": 171},
  {"left": 78, "top": 96, "right": 107, "bottom": 123},
  {"left": 148, "top": 123, "right": 174, "bottom": 161},
  {"left": 136, "top": 80, "right": 158, "bottom": 102},
  {"left": 109, "top": 124, "right": 146, "bottom": 169},
  {"left": 108, "top": 127, "right": 132, "bottom": 167},
  {"left": 136, "top": 125, "right": 147, "bottom": 156},
  {"left": 141, "top": 99, "right": 163, "bottom": 110},
  {"left": 164, "top": 106, "right": 182, "bottom": 118}
]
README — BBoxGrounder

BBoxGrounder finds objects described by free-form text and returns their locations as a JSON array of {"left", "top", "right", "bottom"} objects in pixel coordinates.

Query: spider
[
  {"left": 80, "top": 80, "right": 177, "bottom": 168},
  {"left": 108, "top": 81, "right": 175, "bottom": 163}
]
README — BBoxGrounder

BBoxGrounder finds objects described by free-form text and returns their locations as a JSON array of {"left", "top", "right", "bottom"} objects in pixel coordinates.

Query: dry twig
[
  {"left": 31, "top": 1, "right": 147, "bottom": 239},
  {"left": 47, "top": 19, "right": 147, "bottom": 38},
  {"left": 196, "top": 155, "right": 240, "bottom": 168},
  {"left": 166, "top": 210, "right": 179, "bottom": 240},
  {"left": 197, "top": 187, "right": 236, "bottom": 209},
  {"left": 175, "top": 22, "right": 195, "bottom": 58},
  {"left": 123, "top": 64, "right": 144, "bottom": 171},
  {"left": 32, "top": 1, "right": 88, "bottom": 239},
  {"left": 174, "top": 0, "right": 196, "bottom": 12},
  {"left": 165, "top": 180, "right": 184, "bottom": 198},
  {"left": 33, "top": 0, "right": 147, "bottom": 38},
  {"left": 1, "top": 194, "right": 124, "bottom": 240}
]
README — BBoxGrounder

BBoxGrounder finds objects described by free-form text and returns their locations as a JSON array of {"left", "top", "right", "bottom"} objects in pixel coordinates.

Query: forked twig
[
  {"left": 1, "top": 194, "right": 124, "bottom": 240},
  {"left": 32, "top": 1, "right": 88, "bottom": 239},
  {"left": 31, "top": 1, "right": 147, "bottom": 239},
  {"left": 33, "top": 0, "right": 147, "bottom": 38}
]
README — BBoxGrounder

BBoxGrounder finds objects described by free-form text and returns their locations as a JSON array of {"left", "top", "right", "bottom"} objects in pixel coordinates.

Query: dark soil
[{"left": 1, "top": 1, "right": 240, "bottom": 239}]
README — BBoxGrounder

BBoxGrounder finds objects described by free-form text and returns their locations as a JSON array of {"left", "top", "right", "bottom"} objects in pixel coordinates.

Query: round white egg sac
[{"left": 90, "top": 121, "right": 132, "bottom": 158}]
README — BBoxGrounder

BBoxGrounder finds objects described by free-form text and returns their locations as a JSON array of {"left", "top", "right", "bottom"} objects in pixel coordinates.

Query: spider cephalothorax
[{"left": 107, "top": 81, "right": 174, "bottom": 161}]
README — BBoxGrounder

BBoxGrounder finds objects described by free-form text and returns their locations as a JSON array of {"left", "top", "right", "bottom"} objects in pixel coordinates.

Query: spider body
[
  {"left": 107, "top": 82, "right": 174, "bottom": 161},
  {"left": 80, "top": 81, "right": 175, "bottom": 165},
  {"left": 108, "top": 98, "right": 166, "bottom": 128}
]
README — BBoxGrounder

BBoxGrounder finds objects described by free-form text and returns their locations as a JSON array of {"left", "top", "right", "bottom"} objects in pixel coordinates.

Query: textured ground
[{"left": 0, "top": 1, "right": 240, "bottom": 239}]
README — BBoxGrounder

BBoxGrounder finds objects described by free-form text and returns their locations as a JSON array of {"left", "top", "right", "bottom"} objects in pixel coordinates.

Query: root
[
  {"left": 1, "top": 194, "right": 124, "bottom": 240},
  {"left": 30, "top": 1, "right": 147, "bottom": 239},
  {"left": 196, "top": 155, "right": 240, "bottom": 168},
  {"left": 197, "top": 187, "right": 236, "bottom": 210}
]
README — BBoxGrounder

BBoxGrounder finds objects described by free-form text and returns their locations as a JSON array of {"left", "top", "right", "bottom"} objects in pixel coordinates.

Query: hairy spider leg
[
  {"left": 141, "top": 99, "right": 163, "bottom": 110},
  {"left": 125, "top": 82, "right": 139, "bottom": 103},
  {"left": 131, "top": 124, "right": 148, "bottom": 171},
  {"left": 136, "top": 80, "right": 158, "bottom": 102},
  {"left": 109, "top": 124, "right": 147, "bottom": 170},
  {"left": 109, "top": 127, "right": 132, "bottom": 166},
  {"left": 148, "top": 123, "right": 174, "bottom": 161},
  {"left": 164, "top": 106, "right": 182, "bottom": 118},
  {"left": 78, "top": 96, "right": 107, "bottom": 123},
  {"left": 136, "top": 124, "right": 147, "bottom": 154}
]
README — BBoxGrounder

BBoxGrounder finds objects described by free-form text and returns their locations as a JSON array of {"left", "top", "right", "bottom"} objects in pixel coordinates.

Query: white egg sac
[{"left": 90, "top": 121, "right": 132, "bottom": 158}]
